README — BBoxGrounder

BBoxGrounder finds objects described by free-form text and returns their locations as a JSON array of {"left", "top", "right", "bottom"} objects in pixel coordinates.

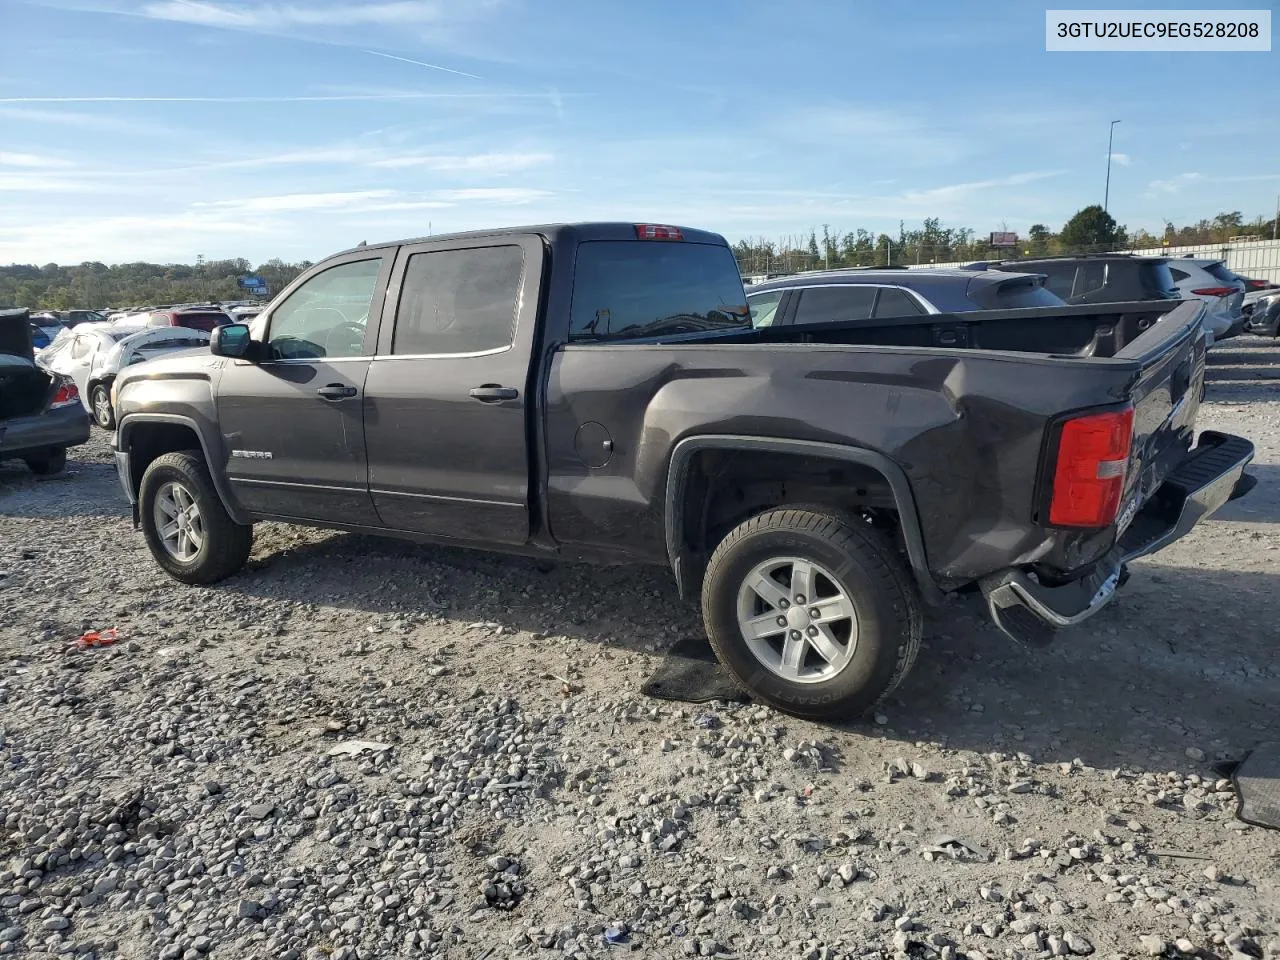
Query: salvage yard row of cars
[
  {"left": 0, "top": 227, "right": 1266, "bottom": 716},
  {"left": 747, "top": 253, "right": 1276, "bottom": 345}
]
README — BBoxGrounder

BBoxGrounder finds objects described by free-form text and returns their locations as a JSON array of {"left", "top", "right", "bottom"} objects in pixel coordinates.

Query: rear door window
[
  {"left": 872, "top": 288, "right": 926, "bottom": 318},
  {"left": 392, "top": 245, "right": 524, "bottom": 355},
  {"left": 793, "top": 286, "right": 877, "bottom": 324},
  {"left": 569, "top": 241, "right": 748, "bottom": 341}
]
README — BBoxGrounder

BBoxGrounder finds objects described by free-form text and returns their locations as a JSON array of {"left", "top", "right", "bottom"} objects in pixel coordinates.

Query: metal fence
[{"left": 906, "top": 237, "right": 1280, "bottom": 282}]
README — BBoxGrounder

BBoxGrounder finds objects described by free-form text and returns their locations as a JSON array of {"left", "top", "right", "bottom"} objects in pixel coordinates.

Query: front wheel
[
  {"left": 139, "top": 451, "right": 253, "bottom": 584},
  {"left": 701, "top": 507, "right": 922, "bottom": 719},
  {"left": 91, "top": 383, "right": 115, "bottom": 429}
]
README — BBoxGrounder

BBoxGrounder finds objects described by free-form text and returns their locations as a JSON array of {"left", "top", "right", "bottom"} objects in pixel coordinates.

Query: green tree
[
  {"left": 1059, "top": 205, "right": 1123, "bottom": 252},
  {"left": 1027, "top": 223, "right": 1053, "bottom": 256}
]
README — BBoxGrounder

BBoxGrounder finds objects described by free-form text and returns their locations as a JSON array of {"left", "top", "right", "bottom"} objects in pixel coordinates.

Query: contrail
[
  {"left": 0, "top": 94, "right": 539, "bottom": 103},
  {"left": 365, "top": 50, "right": 482, "bottom": 80}
]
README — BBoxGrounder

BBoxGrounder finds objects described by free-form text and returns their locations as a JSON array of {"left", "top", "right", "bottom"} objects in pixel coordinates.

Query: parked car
[
  {"left": 111, "top": 222, "right": 1254, "bottom": 718},
  {"left": 1238, "top": 275, "right": 1278, "bottom": 295},
  {"left": 146, "top": 307, "right": 231, "bottom": 333},
  {"left": 0, "top": 309, "right": 90, "bottom": 475},
  {"left": 745, "top": 267, "right": 1065, "bottom": 327},
  {"left": 28, "top": 316, "right": 67, "bottom": 349},
  {"left": 1246, "top": 292, "right": 1280, "bottom": 337},
  {"left": 980, "top": 255, "right": 1180, "bottom": 302},
  {"left": 39, "top": 323, "right": 209, "bottom": 428},
  {"left": 1242, "top": 281, "right": 1280, "bottom": 319},
  {"left": 1167, "top": 258, "right": 1246, "bottom": 342}
]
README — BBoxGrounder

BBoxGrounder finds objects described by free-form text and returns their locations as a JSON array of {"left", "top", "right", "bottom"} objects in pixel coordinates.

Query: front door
[
  {"left": 362, "top": 236, "right": 543, "bottom": 544},
  {"left": 215, "top": 254, "right": 390, "bottom": 525}
]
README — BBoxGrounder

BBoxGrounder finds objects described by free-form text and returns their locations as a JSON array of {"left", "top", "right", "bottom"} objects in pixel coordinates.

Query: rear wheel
[
  {"left": 90, "top": 382, "right": 115, "bottom": 429},
  {"left": 701, "top": 506, "right": 922, "bottom": 719},
  {"left": 139, "top": 451, "right": 253, "bottom": 584},
  {"left": 24, "top": 447, "right": 67, "bottom": 476}
]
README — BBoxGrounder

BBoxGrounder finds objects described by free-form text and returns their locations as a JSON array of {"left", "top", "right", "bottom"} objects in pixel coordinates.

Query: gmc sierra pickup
[{"left": 111, "top": 223, "right": 1255, "bottom": 718}]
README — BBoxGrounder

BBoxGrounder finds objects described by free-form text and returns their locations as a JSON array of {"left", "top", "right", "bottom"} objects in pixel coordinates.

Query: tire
[
  {"left": 701, "top": 506, "right": 923, "bottom": 719},
  {"left": 90, "top": 382, "right": 115, "bottom": 429},
  {"left": 139, "top": 450, "right": 253, "bottom": 584},
  {"left": 25, "top": 447, "right": 67, "bottom": 476}
]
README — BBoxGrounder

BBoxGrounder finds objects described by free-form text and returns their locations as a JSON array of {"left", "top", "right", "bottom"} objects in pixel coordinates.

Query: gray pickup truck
[{"left": 110, "top": 223, "right": 1255, "bottom": 717}]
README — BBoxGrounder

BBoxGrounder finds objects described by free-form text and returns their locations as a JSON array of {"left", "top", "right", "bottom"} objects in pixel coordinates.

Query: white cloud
[
  {"left": 368, "top": 151, "right": 553, "bottom": 173},
  {"left": 0, "top": 211, "right": 275, "bottom": 264},
  {"left": 0, "top": 174, "right": 100, "bottom": 192},
  {"left": 1109, "top": 152, "right": 1131, "bottom": 167},
  {"left": 898, "top": 171, "right": 1064, "bottom": 205},
  {"left": 196, "top": 191, "right": 395, "bottom": 212},
  {"left": 785, "top": 105, "right": 972, "bottom": 163},
  {"left": 140, "top": 1, "right": 465, "bottom": 29},
  {"left": 0, "top": 151, "right": 75, "bottom": 169},
  {"left": 434, "top": 187, "right": 553, "bottom": 203},
  {"left": 1146, "top": 172, "right": 1203, "bottom": 196}
]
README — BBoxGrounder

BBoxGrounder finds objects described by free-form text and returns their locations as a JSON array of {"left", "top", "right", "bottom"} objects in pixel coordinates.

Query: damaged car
[
  {"left": 38, "top": 323, "right": 211, "bottom": 429},
  {"left": 0, "top": 308, "right": 90, "bottom": 475}
]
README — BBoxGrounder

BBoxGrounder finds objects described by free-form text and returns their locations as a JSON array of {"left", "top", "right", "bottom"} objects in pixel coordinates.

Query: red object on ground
[{"left": 76, "top": 628, "right": 119, "bottom": 650}]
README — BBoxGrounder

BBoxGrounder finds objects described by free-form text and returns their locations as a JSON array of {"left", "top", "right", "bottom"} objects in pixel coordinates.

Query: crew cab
[{"left": 110, "top": 223, "right": 1255, "bottom": 718}]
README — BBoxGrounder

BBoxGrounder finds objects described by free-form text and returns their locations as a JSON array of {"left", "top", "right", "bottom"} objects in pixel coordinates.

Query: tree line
[
  {"left": 0, "top": 258, "right": 310, "bottom": 311},
  {"left": 733, "top": 207, "right": 1279, "bottom": 275},
  {"left": 2, "top": 206, "right": 1276, "bottom": 308}
]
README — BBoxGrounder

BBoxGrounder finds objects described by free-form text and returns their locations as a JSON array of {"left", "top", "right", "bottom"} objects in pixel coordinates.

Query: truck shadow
[
  {"left": 224, "top": 532, "right": 1279, "bottom": 775},
  {"left": 844, "top": 561, "right": 1279, "bottom": 772},
  {"left": 1213, "top": 463, "right": 1280, "bottom": 523}
]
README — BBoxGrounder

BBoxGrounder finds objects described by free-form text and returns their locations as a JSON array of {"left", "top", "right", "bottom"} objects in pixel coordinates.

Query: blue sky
[{"left": 0, "top": 0, "right": 1276, "bottom": 264}]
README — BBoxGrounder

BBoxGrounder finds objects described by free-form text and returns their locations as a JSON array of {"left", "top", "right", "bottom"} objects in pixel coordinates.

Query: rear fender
[{"left": 664, "top": 434, "right": 941, "bottom": 604}]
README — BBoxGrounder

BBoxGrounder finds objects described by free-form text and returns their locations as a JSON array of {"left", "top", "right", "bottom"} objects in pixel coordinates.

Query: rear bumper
[
  {"left": 982, "top": 431, "right": 1254, "bottom": 645},
  {"left": 0, "top": 405, "right": 90, "bottom": 459}
]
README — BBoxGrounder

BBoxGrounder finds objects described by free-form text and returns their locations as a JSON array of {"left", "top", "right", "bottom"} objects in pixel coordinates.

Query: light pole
[{"left": 1104, "top": 119, "right": 1121, "bottom": 213}]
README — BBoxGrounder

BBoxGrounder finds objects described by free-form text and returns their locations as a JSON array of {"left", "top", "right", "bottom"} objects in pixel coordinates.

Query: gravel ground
[{"left": 1, "top": 336, "right": 1277, "bottom": 960}]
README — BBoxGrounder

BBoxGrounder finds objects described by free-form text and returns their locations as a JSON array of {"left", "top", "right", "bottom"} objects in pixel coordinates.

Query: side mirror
[{"left": 210, "top": 323, "right": 254, "bottom": 359}]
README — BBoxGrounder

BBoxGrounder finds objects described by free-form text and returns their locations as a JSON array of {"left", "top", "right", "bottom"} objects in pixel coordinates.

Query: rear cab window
[{"left": 569, "top": 241, "right": 748, "bottom": 341}]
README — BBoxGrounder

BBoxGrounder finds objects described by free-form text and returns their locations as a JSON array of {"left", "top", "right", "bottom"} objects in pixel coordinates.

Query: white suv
[{"left": 1167, "top": 258, "right": 1246, "bottom": 343}]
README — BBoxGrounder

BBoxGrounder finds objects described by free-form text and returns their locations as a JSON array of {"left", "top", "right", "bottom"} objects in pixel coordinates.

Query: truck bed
[
  {"left": 696, "top": 299, "right": 1191, "bottom": 359},
  {"left": 547, "top": 299, "right": 1207, "bottom": 589}
]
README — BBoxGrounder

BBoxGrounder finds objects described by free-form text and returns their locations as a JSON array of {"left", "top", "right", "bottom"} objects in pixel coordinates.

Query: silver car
[{"left": 1167, "top": 258, "right": 1245, "bottom": 343}]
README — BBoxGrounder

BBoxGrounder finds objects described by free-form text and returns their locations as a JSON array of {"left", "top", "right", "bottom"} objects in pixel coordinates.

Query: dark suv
[
  {"left": 746, "top": 267, "right": 1063, "bottom": 327},
  {"left": 977, "top": 255, "right": 1180, "bottom": 305}
]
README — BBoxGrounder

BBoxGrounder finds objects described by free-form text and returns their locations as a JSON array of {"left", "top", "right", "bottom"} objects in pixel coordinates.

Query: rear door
[{"left": 362, "top": 235, "right": 543, "bottom": 544}]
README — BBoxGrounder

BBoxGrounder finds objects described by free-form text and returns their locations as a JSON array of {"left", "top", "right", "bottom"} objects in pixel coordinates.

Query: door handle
[
  {"left": 317, "top": 383, "right": 357, "bottom": 400},
  {"left": 469, "top": 385, "right": 519, "bottom": 403}
]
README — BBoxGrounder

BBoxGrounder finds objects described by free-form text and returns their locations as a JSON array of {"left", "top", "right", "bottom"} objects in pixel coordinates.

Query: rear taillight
[
  {"left": 51, "top": 382, "right": 80, "bottom": 408},
  {"left": 1048, "top": 406, "right": 1135, "bottom": 527},
  {"left": 635, "top": 223, "right": 684, "bottom": 241},
  {"left": 1190, "top": 287, "right": 1236, "bottom": 297}
]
